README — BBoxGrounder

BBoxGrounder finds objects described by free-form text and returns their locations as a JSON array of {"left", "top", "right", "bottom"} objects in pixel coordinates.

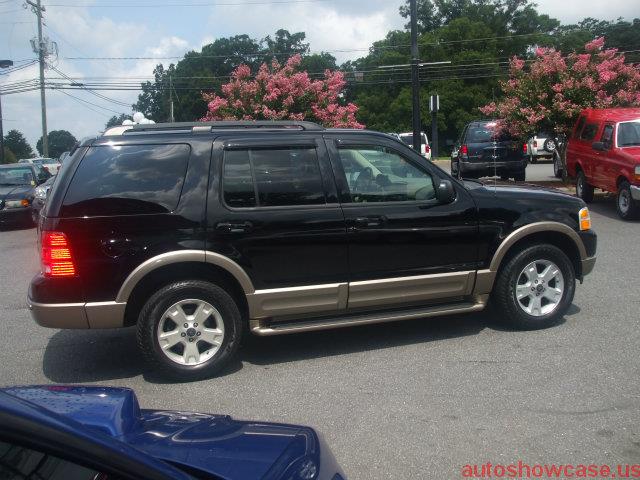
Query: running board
[{"left": 249, "top": 296, "right": 488, "bottom": 336}]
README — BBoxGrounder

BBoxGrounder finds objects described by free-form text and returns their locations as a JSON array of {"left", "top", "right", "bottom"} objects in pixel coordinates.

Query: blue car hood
[{"left": 3, "top": 386, "right": 334, "bottom": 480}]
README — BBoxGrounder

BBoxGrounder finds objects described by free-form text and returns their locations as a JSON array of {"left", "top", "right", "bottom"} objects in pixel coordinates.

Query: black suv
[
  {"left": 28, "top": 121, "right": 596, "bottom": 380},
  {"left": 451, "top": 120, "right": 528, "bottom": 181}
]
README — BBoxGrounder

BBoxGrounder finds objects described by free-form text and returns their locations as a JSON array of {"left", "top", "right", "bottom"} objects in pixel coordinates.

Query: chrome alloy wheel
[
  {"left": 157, "top": 299, "right": 225, "bottom": 365},
  {"left": 618, "top": 188, "right": 631, "bottom": 215},
  {"left": 515, "top": 259, "right": 564, "bottom": 317}
]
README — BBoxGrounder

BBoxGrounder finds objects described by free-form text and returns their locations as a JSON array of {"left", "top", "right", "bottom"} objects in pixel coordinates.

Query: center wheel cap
[{"left": 186, "top": 327, "right": 197, "bottom": 337}]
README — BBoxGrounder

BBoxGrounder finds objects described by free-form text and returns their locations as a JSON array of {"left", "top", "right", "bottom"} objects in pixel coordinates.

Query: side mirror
[
  {"left": 435, "top": 179, "right": 456, "bottom": 204},
  {"left": 592, "top": 141, "right": 607, "bottom": 151}
]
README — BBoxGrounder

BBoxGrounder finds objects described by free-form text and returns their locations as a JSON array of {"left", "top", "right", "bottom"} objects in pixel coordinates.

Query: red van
[{"left": 566, "top": 108, "right": 640, "bottom": 220}]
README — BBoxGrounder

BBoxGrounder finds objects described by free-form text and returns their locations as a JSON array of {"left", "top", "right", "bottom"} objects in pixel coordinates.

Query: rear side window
[
  {"left": 62, "top": 144, "right": 190, "bottom": 217},
  {"left": 223, "top": 147, "right": 325, "bottom": 208},
  {"left": 580, "top": 123, "right": 599, "bottom": 141}
]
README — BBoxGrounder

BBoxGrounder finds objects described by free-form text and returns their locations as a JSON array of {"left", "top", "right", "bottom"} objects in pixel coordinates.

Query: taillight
[
  {"left": 425, "top": 145, "right": 431, "bottom": 153},
  {"left": 460, "top": 145, "right": 468, "bottom": 156},
  {"left": 41, "top": 231, "right": 76, "bottom": 277},
  {"left": 523, "top": 143, "right": 528, "bottom": 154}
]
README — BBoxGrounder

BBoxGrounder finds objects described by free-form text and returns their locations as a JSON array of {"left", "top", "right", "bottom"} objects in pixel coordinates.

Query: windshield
[
  {"left": 618, "top": 121, "right": 640, "bottom": 147},
  {"left": 0, "top": 167, "right": 35, "bottom": 186}
]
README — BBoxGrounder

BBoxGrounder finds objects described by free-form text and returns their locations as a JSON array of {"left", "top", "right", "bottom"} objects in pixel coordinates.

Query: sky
[{"left": 0, "top": 0, "right": 638, "bottom": 152}]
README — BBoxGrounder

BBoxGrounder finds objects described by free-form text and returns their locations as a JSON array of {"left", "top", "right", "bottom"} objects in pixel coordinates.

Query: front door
[{"left": 325, "top": 134, "right": 479, "bottom": 310}]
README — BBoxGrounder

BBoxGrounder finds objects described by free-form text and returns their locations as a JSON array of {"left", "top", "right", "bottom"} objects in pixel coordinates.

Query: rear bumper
[
  {"left": 460, "top": 159, "right": 527, "bottom": 173},
  {"left": 630, "top": 184, "right": 640, "bottom": 201},
  {"left": 28, "top": 297, "right": 126, "bottom": 329}
]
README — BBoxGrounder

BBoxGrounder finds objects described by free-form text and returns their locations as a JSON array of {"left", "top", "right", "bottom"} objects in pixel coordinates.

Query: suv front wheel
[
  {"left": 137, "top": 280, "right": 243, "bottom": 381},
  {"left": 493, "top": 244, "right": 575, "bottom": 330}
]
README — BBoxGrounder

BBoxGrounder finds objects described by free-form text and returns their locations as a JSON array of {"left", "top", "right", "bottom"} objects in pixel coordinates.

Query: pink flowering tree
[{"left": 200, "top": 54, "right": 364, "bottom": 128}]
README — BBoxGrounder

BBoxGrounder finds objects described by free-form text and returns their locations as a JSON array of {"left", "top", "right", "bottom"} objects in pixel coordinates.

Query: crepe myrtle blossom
[
  {"left": 480, "top": 37, "right": 640, "bottom": 139},
  {"left": 201, "top": 54, "right": 364, "bottom": 128}
]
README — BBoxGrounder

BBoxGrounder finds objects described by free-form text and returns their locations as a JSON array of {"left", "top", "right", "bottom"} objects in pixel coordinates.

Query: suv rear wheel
[
  {"left": 493, "top": 244, "right": 575, "bottom": 330},
  {"left": 616, "top": 180, "right": 640, "bottom": 220},
  {"left": 514, "top": 170, "right": 526, "bottom": 182},
  {"left": 576, "top": 170, "right": 594, "bottom": 203},
  {"left": 137, "top": 280, "right": 243, "bottom": 380}
]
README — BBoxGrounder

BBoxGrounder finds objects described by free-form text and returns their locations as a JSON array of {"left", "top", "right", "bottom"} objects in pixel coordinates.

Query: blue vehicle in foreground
[{"left": 0, "top": 385, "right": 345, "bottom": 480}]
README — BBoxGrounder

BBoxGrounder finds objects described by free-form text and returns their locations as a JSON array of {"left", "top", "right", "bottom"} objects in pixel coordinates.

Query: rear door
[
  {"left": 206, "top": 134, "right": 347, "bottom": 290},
  {"left": 576, "top": 120, "right": 600, "bottom": 181}
]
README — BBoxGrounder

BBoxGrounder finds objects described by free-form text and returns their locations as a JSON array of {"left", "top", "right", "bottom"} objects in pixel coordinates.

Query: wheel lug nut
[
  {"left": 194, "top": 323, "right": 198, "bottom": 327},
  {"left": 181, "top": 332, "right": 186, "bottom": 337},
  {"left": 196, "top": 332, "right": 201, "bottom": 336},
  {"left": 183, "top": 323, "right": 188, "bottom": 328},
  {"left": 188, "top": 338, "right": 194, "bottom": 342}
]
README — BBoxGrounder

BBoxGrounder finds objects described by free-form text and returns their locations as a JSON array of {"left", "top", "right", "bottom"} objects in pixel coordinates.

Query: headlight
[
  {"left": 34, "top": 185, "right": 47, "bottom": 199},
  {"left": 4, "top": 199, "right": 30, "bottom": 209},
  {"left": 579, "top": 206, "right": 591, "bottom": 231}
]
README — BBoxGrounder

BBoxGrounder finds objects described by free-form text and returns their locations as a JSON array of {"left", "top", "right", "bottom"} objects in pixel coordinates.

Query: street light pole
[
  {"left": 409, "top": 0, "right": 421, "bottom": 154},
  {"left": 0, "top": 59, "right": 14, "bottom": 164}
]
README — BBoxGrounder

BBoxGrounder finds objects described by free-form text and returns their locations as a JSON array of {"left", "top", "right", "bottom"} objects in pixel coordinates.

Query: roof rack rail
[{"left": 102, "top": 120, "right": 324, "bottom": 137}]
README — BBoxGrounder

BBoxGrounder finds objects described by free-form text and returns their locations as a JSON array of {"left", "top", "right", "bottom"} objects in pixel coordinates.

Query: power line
[
  {"left": 46, "top": 0, "right": 334, "bottom": 7},
  {"left": 54, "top": 89, "right": 123, "bottom": 115},
  {"left": 55, "top": 89, "right": 114, "bottom": 118}
]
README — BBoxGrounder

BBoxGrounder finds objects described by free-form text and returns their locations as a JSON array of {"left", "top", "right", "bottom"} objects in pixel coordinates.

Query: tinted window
[
  {"left": 62, "top": 144, "right": 189, "bottom": 217},
  {"left": 580, "top": 123, "right": 598, "bottom": 141},
  {"left": 0, "top": 441, "right": 105, "bottom": 480},
  {"left": 466, "top": 126, "right": 499, "bottom": 143},
  {"left": 574, "top": 116, "right": 586, "bottom": 138},
  {"left": 223, "top": 147, "right": 325, "bottom": 207},
  {"left": 0, "top": 167, "right": 35, "bottom": 186},
  {"left": 618, "top": 121, "right": 640, "bottom": 147},
  {"left": 338, "top": 146, "right": 435, "bottom": 203}
]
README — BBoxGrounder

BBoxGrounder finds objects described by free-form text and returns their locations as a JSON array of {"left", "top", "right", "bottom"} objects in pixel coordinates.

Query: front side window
[
  {"left": 580, "top": 123, "right": 598, "bottom": 141},
  {"left": 617, "top": 121, "right": 640, "bottom": 147},
  {"left": 0, "top": 440, "right": 105, "bottom": 480},
  {"left": 337, "top": 146, "right": 435, "bottom": 203},
  {"left": 574, "top": 116, "right": 586, "bottom": 138},
  {"left": 223, "top": 147, "right": 325, "bottom": 208},
  {"left": 62, "top": 144, "right": 190, "bottom": 217},
  {"left": 600, "top": 124, "right": 614, "bottom": 146}
]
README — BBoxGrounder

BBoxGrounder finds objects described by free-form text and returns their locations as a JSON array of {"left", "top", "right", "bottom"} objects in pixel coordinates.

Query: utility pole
[
  {"left": 169, "top": 73, "right": 174, "bottom": 122},
  {"left": 0, "top": 60, "right": 13, "bottom": 164},
  {"left": 409, "top": 0, "right": 421, "bottom": 154},
  {"left": 26, "top": 0, "right": 48, "bottom": 157}
]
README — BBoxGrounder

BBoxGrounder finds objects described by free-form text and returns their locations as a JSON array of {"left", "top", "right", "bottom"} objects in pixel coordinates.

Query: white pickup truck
[{"left": 18, "top": 157, "right": 62, "bottom": 175}]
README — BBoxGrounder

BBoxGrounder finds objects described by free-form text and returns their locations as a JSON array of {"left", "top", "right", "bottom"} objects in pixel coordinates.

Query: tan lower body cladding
[{"left": 247, "top": 270, "right": 477, "bottom": 320}]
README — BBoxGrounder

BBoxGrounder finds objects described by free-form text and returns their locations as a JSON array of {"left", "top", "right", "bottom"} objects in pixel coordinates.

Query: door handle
[
  {"left": 216, "top": 221, "right": 253, "bottom": 234},
  {"left": 352, "top": 216, "right": 384, "bottom": 229}
]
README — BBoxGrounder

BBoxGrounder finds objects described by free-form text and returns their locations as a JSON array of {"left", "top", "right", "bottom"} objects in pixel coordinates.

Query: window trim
[
  {"left": 60, "top": 142, "right": 192, "bottom": 218},
  {"left": 573, "top": 115, "right": 587, "bottom": 139},
  {"left": 220, "top": 144, "right": 331, "bottom": 211},
  {"left": 333, "top": 141, "right": 438, "bottom": 206},
  {"left": 600, "top": 122, "right": 615, "bottom": 149},
  {"left": 579, "top": 122, "right": 599, "bottom": 142}
]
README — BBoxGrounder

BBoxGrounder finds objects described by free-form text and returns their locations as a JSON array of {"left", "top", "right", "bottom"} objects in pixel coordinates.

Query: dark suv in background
[
  {"left": 451, "top": 120, "right": 528, "bottom": 181},
  {"left": 29, "top": 121, "right": 596, "bottom": 380}
]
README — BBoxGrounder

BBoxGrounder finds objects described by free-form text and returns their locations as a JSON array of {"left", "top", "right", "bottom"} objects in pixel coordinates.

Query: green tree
[
  {"left": 3, "top": 129, "right": 33, "bottom": 160},
  {"left": 2, "top": 147, "right": 16, "bottom": 164},
  {"left": 133, "top": 30, "right": 337, "bottom": 122},
  {"left": 37, "top": 130, "right": 78, "bottom": 158},
  {"left": 105, "top": 113, "right": 131, "bottom": 128}
]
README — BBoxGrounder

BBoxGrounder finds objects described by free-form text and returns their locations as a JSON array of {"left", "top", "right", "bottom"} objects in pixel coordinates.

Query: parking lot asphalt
[{"left": 1, "top": 191, "right": 639, "bottom": 479}]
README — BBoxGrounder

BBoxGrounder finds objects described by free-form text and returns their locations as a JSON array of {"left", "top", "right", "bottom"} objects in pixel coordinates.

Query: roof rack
[{"left": 102, "top": 120, "right": 324, "bottom": 136}]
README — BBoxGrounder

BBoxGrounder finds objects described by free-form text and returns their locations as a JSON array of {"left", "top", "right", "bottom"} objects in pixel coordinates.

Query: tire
[
  {"left": 616, "top": 181, "right": 640, "bottom": 220},
  {"left": 543, "top": 138, "right": 556, "bottom": 153},
  {"left": 575, "top": 170, "right": 594, "bottom": 203},
  {"left": 493, "top": 244, "right": 576, "bottom": 330},
  {"left": 553, "top": 155, "right": 563, "bottom": 179},
  {"left": 514, "top": 170, "right": 526, "bottom": 182},
  {"left": 137, "top": 280, "right": 243, "bottom": 381}
]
